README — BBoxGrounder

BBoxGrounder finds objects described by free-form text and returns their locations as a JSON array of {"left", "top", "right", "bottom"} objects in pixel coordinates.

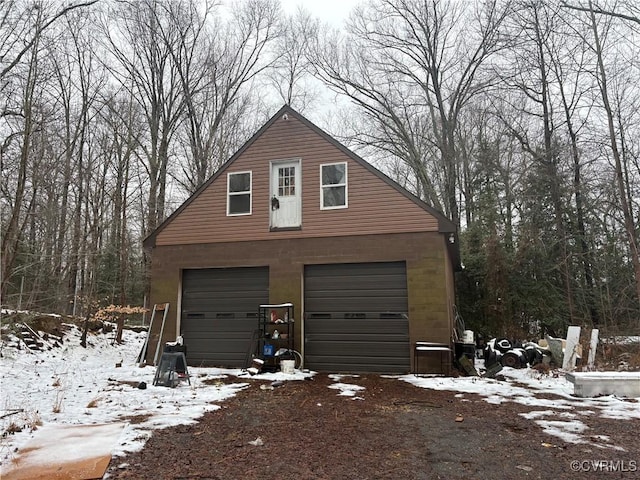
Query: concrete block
[{"left": 565, "top": 372, "right": 640, "bottom": 398}]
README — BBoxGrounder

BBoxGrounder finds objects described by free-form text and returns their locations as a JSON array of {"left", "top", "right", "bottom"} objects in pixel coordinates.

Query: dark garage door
[
  {"left": 181, "top": 267, "right": 268, "bottom": 367},
  {"left": 304, "top": 262, "right": 409, "bottom": 373}
]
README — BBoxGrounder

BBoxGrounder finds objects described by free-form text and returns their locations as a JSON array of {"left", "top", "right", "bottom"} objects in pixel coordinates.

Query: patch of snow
[
  {"left": 535, "top": 419, "right": 588, "bottom": 444},
  {"left": 3, "top": 423, "right": 125, "bottom": 476},
  {"left": 248, "top": 437, "right": 264, "bottom": 446},
  {"left": 577, "top": 410, "right": 595, "bottom": 416},
  {"left": 0, "top": 324, "right": 306, "bottom": 475},
  {"left": 520, "top": 410, "right": 555, "bottom": 420},
  {"left": 401, "top": 364, "right": 640, "bottom": 449},
  {"left": 328, "top": 374, "right": 360, "bottom": 381},
  {"left": 601, "top": 336, "right": 640, "bottom": 345},
  {"left": 1, "top": 309, "right": 61, "bottom": 318},
  {"left": 328, "top": 382, "right": 365, "bottom": 397}
]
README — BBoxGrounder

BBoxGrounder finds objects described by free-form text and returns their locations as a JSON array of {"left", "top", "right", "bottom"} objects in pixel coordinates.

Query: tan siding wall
[
  {"left": 156, "top": 115, "right": 439, "bottom": 246},
  {"left": 146, "top": 232, "right": 452, "bottom": 372}
]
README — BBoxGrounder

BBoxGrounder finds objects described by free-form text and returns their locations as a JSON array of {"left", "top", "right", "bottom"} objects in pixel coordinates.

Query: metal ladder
[
  {"left": 243, "top": 329, "right": 262, "bottom": 370},
  {"left": 137, "top": 303, "right": 169, "bottom": 367}
]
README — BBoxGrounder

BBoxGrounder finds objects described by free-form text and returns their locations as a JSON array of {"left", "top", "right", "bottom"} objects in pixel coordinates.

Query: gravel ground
[{"left": 107, "top": 373, "right": 639, "bottom": 480}]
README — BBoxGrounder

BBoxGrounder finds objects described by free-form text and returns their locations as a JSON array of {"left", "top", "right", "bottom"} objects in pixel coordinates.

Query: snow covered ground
[
  {"left": 1, "top": 319, "right": 638, "bottom": 477},
  {"left": 401, "top": 368, "right": 640, "bottom": 449},
  {"left": 0, "top": 321, "right": 308, "bottom": 476}
]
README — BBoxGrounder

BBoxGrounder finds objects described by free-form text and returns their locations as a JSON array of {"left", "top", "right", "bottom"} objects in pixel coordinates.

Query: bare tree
[
  {"left": 572, "top": 0, "right": 640, "bottom": 308},
  {"left": 102, "top": 0, "right": 186, "bottom": 235},
  {"left": 170, "top": 0, "right": 281, "bottom": 193},
  {"left": 0, "top": 0, "right": 98, "bottom": 81},
  {"left": 99, "top": 91, "right": 143, "bottom": 306},
  {"left": 50, "top": 8, "right": 106, "bottom": 313},
  {"left": 311, "top": 0, "right": 511, "bottom": 227},
  {"left": 1, "top": 4, "right": 44, "bottom": 302},
  {"left": 548, "top": 8, "right": 600, "bottom": 324},
  {"left": 497, "top": 0, "right": 582, "bottom": 324},
  {"left": 268, "top": 6, "right": 319, "bottom": 110},
  {"left": 561, "top": 0, "right": 640, "bottom": 26}
]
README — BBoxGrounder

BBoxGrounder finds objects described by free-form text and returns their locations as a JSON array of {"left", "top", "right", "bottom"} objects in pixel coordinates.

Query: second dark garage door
[
  {"left": 304, "top": 262, "right": 410, "bottom": 373},
  {"left": 181, "top": 267, "right": 268, "bottom": 367}
]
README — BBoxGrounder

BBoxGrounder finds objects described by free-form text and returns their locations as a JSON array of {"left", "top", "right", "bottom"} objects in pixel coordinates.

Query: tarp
[{"left": 1, "top": 423, "right": 125, "bottom": 480}]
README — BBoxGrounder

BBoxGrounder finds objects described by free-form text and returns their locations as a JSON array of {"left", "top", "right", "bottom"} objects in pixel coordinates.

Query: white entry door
[{"left": 271, "top": 160, "right": 301, "bottom": 229}]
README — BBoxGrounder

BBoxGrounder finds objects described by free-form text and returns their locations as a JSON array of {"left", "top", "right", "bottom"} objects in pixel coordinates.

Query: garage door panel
[
  {"left": 307, "top": 299, "right": 406, "bottom": 313},
  {"left": 305, "top": 354, "right": 409, "bottom": 364},
  {"left": 305, "top": 291, "right": 407, "bottom": 303},
  {"left": 182, "top": 267, "right": 268, "bottom": 367},
  {"left": 306, "top": 288, "right": 407, "bottom": 297},
  {"left": 305, "top": 317, "right": 407, "bottom": 335},
  {"left": 305, "top": 340, "right": 408, "bottom": 356},
  {"left": 183, "top": 298, "right": 263, "bottom": 314},
  {"left": 187, "top": 338, "right": 247, "bottom": 354},
  {"left": 183, "top": 301, "right": 259, "bottom": 315},
  {"left": 305, "top": 275, "right": 407, "bottom": 290},
  {"left": 304, "top": 262, "right": 409, "bottom": 373},
  {"left": 304, "top": 357, "right": 409, "bottom": 372},
  {"left": 182, "top": 316, "right": 256, "bottom": 335},
  {"left": 306, "top": 263, "right": 405, "bottom": 276},
  {"left": 185, "top": 289, "right": 264, "bottom": 300},
  {"left": 306, "top": 333, "right": 409, "bottom": 343}
]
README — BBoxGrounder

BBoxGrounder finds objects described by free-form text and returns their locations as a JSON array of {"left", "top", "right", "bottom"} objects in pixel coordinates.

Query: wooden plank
[
  {"left": 457, "top": 355, "right": 479, "bottom": 376},
  {"left": 587, "top": 329, "right": 599, "bottom": 369},
  {"left": 563, "top": 326, "right": 581, "bottom": 371}
]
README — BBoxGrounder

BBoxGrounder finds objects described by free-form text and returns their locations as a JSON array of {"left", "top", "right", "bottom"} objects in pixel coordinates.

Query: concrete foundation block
[{"left": 565, "top": 372, "right": 640, "bottom": 398}]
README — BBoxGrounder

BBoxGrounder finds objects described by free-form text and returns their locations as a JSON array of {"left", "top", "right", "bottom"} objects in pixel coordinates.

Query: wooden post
[
  {"left": 587, "top": 329, "right": 599, "bottom": 370},
  {"left": 563, "top": 326, "right": 581, "bottom": 371}
]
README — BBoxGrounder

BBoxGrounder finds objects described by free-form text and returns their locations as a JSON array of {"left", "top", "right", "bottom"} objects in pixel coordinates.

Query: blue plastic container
[{"left": 263, "top": 344, "right": 274, "bottom": 357}]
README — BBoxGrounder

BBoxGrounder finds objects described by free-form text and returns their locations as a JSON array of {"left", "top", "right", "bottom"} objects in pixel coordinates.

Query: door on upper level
[{"left": 270, "top": 159, "right": 301, "bottom": 229}]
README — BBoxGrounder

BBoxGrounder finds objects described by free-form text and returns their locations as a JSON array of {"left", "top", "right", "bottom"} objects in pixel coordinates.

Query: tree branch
[
  {"left": 561, "top": 1, "right": 640, "bottom": 25},
  {"left": 1, "top": 1, "right": 100, "bottom": 80}
]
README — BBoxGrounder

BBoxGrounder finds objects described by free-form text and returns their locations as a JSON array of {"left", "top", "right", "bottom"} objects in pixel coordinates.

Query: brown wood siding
[{"left": 156, "top": 115, "right": 438, "bottom": 246}]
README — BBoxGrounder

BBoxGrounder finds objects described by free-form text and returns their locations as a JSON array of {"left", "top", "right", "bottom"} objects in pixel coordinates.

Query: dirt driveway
[{"left": 107, "top": 373, "right": 638, "bottom": 480}]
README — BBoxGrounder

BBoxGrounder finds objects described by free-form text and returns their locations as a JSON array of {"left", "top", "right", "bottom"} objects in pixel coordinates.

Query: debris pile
[{"left": 482, "top": 333, "right": 587, "bottom": 372}]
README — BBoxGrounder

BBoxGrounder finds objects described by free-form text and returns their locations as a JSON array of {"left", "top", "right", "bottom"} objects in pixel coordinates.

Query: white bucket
[
  {"left": 463, "top": 330, "right": 474, "bottom": 344},
  {"left": 280, "top": 359, "right": 295, "bottom": 374}
]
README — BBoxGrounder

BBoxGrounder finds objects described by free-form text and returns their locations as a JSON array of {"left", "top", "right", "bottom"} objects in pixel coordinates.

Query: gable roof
[{"left": 143, "top": 105, "right": 457, "bottom": 251}]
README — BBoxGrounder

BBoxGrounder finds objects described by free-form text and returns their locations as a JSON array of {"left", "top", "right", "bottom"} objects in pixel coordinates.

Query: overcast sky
[{"left": 280, "top": 0, "right": 362, "bottom": 26}]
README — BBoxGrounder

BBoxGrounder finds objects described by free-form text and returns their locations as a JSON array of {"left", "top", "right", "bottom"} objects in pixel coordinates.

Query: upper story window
[
  {"left": 321, "top": 162, "right": 347, "bottom": 209},
  {"left": 227, "top": 171, "right": 252, "bottom": 215}
]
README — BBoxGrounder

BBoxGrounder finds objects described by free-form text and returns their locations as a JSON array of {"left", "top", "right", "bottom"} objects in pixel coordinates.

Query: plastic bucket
[
  {"left": 463, "top": 330, "right": 474, "bottom": 344},
  {"left": 280, "top": 359, "right": 295, "bottom": 374}
]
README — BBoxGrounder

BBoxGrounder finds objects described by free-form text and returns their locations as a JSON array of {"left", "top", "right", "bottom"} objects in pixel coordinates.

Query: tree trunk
[
  {"left": 588, "top": 1, "right": 640, "bottom": 306},
  {"left": 0, "top": 29, "right": 39, "bottom": 302}
]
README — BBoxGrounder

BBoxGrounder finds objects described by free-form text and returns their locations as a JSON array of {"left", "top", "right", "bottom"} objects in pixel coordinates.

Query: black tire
[
  {"left": 500, "top": 351, "right": 522, "bottom": 368},
  {"left": 495, "top": 338, "right": 512, "bottom": 353}
]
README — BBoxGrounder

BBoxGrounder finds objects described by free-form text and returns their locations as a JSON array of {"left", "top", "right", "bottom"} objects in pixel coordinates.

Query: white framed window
[
  {"left": 320, "top": 162, "right": 347, "bottom": 209},
  {"left": 227, "top": 171, "right": 252, "bottom": 215}
]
